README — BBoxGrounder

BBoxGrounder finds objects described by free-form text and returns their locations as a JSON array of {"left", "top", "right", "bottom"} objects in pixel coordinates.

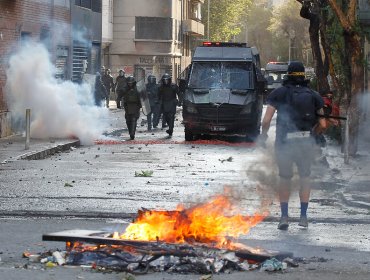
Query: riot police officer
[
  {"left": 94, "top": 72, "right": 108, "bottom": 107},
  {"left": 146, "top": 75, "right": 160, "bottom": 130},
  {"left": 123, "top": 76, "right": 142, "bottom": 140},
  {"left": 102, "top": 68, "right": 115, "bottom": 108},
  {"left": 157, "top": 73, "right": 181, "bottom": 137},
  {"left": 115, "top": 69, "right": 127, "bottom": 109}
]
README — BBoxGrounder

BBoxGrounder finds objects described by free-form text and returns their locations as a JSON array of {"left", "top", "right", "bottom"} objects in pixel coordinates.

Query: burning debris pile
[{"left": 38, "top": 191, "right": 294, "bottom": 274}]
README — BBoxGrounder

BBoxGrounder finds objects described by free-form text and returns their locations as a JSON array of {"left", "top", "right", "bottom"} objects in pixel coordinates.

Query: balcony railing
[{"left": 183, "top": 19, "right": 204, "bottom": 36}]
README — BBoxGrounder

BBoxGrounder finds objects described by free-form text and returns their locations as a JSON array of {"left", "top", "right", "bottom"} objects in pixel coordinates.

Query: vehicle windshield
[
  {"left": 265, "top": 71, "right": 286, "bottom": 83},
  {"left": 188, "top": 62, "right": 254, "bottom": 89}
]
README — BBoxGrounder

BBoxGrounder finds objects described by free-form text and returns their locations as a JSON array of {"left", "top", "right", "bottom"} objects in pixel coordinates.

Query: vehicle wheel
[
  {"left": 185, "top": 128, "right": 194, "bottom": 141},
  {"left": 246, "top": 99, "right": 263, "bottom": 142}
]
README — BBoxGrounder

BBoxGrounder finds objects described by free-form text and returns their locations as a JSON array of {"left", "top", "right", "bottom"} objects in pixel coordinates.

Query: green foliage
[
  {"left": 203, "top": 0, "right": 252, "bottom": 42},
  {"left": 268, "top": 0, "right": 310, "bottom": 62},
  {"left": 242, "top": 2, "right": 273, "bottom": 64}
]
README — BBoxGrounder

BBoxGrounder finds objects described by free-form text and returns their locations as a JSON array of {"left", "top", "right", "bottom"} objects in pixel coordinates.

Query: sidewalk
[
  {"left": 324, "top": 141, "right": 370, "bottom": 211},
  {"left": 0, "top": 134, "right": 80, "bottom": 164}
]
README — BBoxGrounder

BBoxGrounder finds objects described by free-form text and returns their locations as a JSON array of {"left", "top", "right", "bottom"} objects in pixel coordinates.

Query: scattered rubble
[
  {"left": 260, "top": 258, "right": 287, "bottom": 271},
  {"left": 134, "top": 170, "right": 154, "bottom": 177},
  {"left": 219, "top": 156, "right": 233, "bottom": 163},
  {"left": 23, "top": 244, "right": 299, "bottom": 276}
]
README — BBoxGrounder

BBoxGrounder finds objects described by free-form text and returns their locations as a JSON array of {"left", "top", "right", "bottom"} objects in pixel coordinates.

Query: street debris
[
  {"left": 283, "top": 257, "right": 299, "bottom": 267},
  {"left": 64, "top": 182, "right": 74, "bottom": 187},
  {"left": 94, "top": 139, "right": 254, "bottom": 147},
  {"left": 134, "top": 170, "right": 154, "bottom": 177},
  {"left": 29, "top": 241, "right": 297, "bottom": 276},
  {"left": 219, "top": 156, "right": 233, "bottom": 163},
  {"left": 121, "top": 272, "right": 136, "bottom": 280},
  {"left": 260, "top": 258, "right": 287, "bottom": 271}
]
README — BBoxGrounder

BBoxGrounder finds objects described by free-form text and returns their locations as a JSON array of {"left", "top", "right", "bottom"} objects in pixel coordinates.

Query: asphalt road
[
  {"left": 0, "top": 107, "right": 369, "bottom": 279},
  {"left": 0, "top": 218, "right": 369, "bottom": 280}
]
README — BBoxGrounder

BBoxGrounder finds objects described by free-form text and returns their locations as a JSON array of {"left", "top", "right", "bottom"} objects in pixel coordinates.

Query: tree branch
[
  {"left": 348, "top": 0, "right": 357, "bottom": 26},
  {"left": 327, "top": 0, "right": 351, "bottom": 32}
]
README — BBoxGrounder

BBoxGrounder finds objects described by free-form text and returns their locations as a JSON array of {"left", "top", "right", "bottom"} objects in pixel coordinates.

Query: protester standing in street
[
  {"left": 145, "top": 75, "right": 160, "bottom": 130},
  {"left": 122, "top": 76, "right": 142, "bottom": 140},
  {"left": 260, "top": 61, "right": 326, "bottom": 230},
  {"left": 320, "top": 89, "right": 341, "bottom": 143},
  {"left": 157, "top": 73, "right": 181, "bottom": 137},
  {"left": 115, "top": 69, "right": 127, "bottom": 109},
  {"left": 102, "top": 68, "right": 115, "bottom": 108},
  {"left": 94, "top": 72, "right": 108, "bottom": 107}
]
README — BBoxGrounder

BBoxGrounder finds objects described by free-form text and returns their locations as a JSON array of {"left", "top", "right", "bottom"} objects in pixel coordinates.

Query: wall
[{"left": 0, "top": 0, "right": 70, "bottom": 137}]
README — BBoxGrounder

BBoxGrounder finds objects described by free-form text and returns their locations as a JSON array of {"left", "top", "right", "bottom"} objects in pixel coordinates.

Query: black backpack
[{"left": 285, "top": 85, "right": 317, "bottom": 131}]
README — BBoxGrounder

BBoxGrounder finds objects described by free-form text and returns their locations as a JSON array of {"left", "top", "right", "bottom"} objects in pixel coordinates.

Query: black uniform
[
  {"left": 145, "top": 76, "right": 160, "bottom": 130},
  {"left": 115, "top": 70, "right": 127, "bottom": 109},
  {"left": 123, "top": 78, "right": 142, "bottom": 140},
  {"left": 94, "top": 73, "right": 108, "bottom": 107},
  {"left": 157, "top": 74, "right": 180, "bottom": 136},
  {"left": 102, "top": 70, "right": 114, "bottom": 108}
]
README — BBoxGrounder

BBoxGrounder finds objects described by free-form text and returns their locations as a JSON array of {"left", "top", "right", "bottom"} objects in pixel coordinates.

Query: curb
[{"left": 20, "top": 140, "right": 81, "bottom": 160}]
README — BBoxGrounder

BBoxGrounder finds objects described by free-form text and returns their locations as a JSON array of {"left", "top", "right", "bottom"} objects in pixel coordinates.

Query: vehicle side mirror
[{"left": 178, "top": 79, "right": 187, "bottom": 92}]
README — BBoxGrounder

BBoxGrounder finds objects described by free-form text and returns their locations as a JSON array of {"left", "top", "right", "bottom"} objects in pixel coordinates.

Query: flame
[{"left": 119, "top": 191, "right": 267, "bottom": 248}]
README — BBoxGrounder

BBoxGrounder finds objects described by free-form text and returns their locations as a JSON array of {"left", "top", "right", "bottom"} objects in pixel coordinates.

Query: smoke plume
[{"left": 5, "top": 42, "right": 108, "bottom": 145}]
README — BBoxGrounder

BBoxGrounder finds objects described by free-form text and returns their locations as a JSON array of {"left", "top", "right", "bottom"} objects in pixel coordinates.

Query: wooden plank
[{"left": 42, "top": 229, "right": 292, "bottom": 262}]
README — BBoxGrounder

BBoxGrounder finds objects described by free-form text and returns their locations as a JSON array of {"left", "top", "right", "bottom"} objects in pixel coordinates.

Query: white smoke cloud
[{"left": 5, "top": 42, "right": 108, "bottom": 145}]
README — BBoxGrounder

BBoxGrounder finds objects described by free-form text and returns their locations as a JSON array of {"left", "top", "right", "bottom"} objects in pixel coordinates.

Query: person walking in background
[
  {"left": 94, "top": 72, "right": 108, "bottom": 107},
  {"left": 157, "top": 73, "right": 181, "bottom": 137},
  {"left": 122, "top": 76, "right": 142, "bottom": 140},
  {"left": 115, "top": 69, "right": 127, "bottom": 109},
  {"left": 260, "top": 61, "right": 326, "bottom": 230},
  {"left": 145, "top": 75, "right": 160, "bottom": 130},
  {"left": 102, "top": 68, "right": 115, "bottom": 108}
]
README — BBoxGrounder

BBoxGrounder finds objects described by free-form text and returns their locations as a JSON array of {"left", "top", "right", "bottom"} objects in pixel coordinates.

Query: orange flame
[{"left": 119, "top": 192, "right": 267, "bottom": 248}]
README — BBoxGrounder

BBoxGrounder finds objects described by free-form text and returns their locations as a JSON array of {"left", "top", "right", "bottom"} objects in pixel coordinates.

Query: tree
[
  {"left": 203, "top": 0, "right": 252, "bottom": 42},
  {"left": 242, "top": 1, "right": 273, "bottom": 65},
  {"left": 269, "top": 1, "right": 310, "bottom": 62},
  {"left": 326, "top": 0, "right": 364, "bottom": 157},
  {"left": 297, "top": 0, "right": 331, "bottom": 93}
]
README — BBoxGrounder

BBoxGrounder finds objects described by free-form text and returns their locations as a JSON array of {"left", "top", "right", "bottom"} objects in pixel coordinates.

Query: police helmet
[
  {"left": 126, "top": 75, "right": 136, "bottom": 87},
  {"left": 287, "top": 61, "right": 305, "bottom": 77},
  {"left": 161, "top": 73, "right": 171, "bottom": 85},
  {"left": 147, "top": 75, "right": 156, "bottom": 84},
  {"left": 118, "top": 69, "right": 125, "bottom": 76}
]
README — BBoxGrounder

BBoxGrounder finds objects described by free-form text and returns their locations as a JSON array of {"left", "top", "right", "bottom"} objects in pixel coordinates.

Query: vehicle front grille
[{"left": 196, "top": 104, "right": 244, "bottom": 122}]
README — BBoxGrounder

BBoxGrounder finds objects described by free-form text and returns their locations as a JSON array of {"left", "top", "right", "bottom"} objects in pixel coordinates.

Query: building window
[
  {"left": 91, "top": 0, "right": 101, "bottom": 13},
  {"left": 20, "top": 32, "right": 31, "bottom": 45},
  {"left": 191, "top": 2, "right": 202, "bottom": 21},
  {"left": 75, "top": 0, "right": 91, "bottom": 9},
  {"left": 109, "top": 0, "right": 113, "bottom": 23},
  {"left": 40, "top": 27, "right": 51, "bottom": 49},
  {"left": 135, "top": 17, "right": 172, "bottom": 40}
]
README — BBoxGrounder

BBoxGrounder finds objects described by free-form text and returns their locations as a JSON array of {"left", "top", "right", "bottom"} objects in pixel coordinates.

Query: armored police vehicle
[
  {"left": 264, "top": 61, "right": 288, "bottom": 94},
  {"left": 179, "top": 42, "right": 266, "bottom": 141}
]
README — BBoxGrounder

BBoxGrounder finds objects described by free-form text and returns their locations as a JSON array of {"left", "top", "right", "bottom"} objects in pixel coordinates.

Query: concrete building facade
[{"left": 102, "top": 0, "right": 204, "bottom": 83}]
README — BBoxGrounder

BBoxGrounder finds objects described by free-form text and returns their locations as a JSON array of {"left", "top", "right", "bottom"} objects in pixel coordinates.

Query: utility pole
[{"left": 207, "top": 0, "right": 210, "bottom": 40}]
